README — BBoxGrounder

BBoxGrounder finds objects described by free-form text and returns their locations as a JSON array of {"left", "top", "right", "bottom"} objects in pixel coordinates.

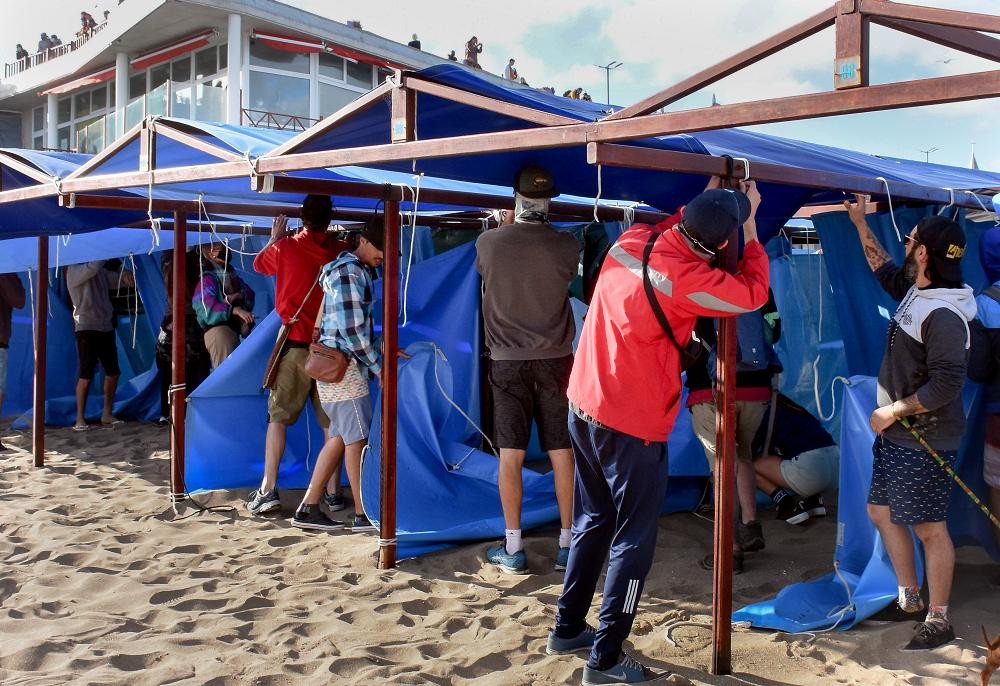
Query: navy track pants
[{"left": 554, "top": 411, "right": 669, "bottom": 670}]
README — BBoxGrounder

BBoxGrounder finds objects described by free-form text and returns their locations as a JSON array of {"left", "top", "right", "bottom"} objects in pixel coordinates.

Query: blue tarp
[{"left": 734, "top": 376, "right": 995, "bottom": 632}]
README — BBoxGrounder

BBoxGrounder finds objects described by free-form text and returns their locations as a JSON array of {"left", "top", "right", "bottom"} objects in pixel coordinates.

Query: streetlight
[
  {"left": 920, "top": 146, "right": 939, "bottom": 162},
  {"left": 594, "top": 60, "right": 623, "bottom": 104}
]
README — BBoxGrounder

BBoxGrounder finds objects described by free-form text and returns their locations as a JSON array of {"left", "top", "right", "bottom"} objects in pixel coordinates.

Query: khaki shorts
[
  {"left": 779, "top": 446, "right": 839, "bottom": 497},
  {"left": 690, "top": 400, "right": 768, "bottom": 468},
  {"left": 267, "top": 346, "right": 329, "bottom": 428},
  {"left": 204, "top": 325, "right": 239, "bottom": 370}
]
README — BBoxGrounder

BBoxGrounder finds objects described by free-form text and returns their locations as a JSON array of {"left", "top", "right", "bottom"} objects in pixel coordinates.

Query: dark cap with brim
[
  {"left": 916, "top": 215, "right": 965, "bottom": 283},
  {"left": 681, "top": 188, "right": 751, "bottom": 248},
  {"left": 514, "top": 165, "right": 558, "bottom": 199}
]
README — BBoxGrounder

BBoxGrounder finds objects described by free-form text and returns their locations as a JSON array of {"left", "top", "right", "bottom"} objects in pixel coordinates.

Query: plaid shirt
[{"left": 319, "top": 252, "right": 381, "bottom": 376}]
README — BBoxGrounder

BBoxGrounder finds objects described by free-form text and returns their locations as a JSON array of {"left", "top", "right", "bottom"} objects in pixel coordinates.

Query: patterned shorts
[{"left": 868, "top": 437, "right": 956, "bottom": 525}]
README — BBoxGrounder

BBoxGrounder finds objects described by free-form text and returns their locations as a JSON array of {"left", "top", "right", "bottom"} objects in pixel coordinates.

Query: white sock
[
  {"left": 505, "top": 529, "right": 522, "bottom": 555},
  {"left": 559, "top": 528, "right": 572, "bottom": 549}
]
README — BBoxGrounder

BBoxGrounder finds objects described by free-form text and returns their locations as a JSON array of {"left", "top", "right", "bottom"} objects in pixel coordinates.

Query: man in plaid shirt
[{"left": 292, "top": 219, "right": 388, "bottom": 532}]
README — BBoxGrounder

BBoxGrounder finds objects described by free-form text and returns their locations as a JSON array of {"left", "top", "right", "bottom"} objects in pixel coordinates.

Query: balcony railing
[
  {"left": 241, "top": 108, "right": 319, "bottom": 132},
  {"left": 5, "top": 22, "right": 108, "bottom": 79}
]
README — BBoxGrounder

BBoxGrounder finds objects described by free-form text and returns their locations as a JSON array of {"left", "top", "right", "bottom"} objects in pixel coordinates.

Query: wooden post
[
  {"left": 378, "top": 200, "right": 401, "bottom": 569},
  {"left": 32, "top": 237, "right": 48, "bottom": 467},
  {"left": 835, "top": 1, "right": 870, "bottom": 89},
  {"left": 170, "top": 211, "right": 187, "bottom": 500},
  {"left": 711, "top": 175, "right": 740, "bottom": 676},
  {"left": 390, "top": 77, "right": 416, "bottom": 144}
]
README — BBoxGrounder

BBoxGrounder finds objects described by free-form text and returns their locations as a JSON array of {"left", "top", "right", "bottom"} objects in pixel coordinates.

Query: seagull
[{"left": 936, "top": 58, "right": 954, "bottom": 64}]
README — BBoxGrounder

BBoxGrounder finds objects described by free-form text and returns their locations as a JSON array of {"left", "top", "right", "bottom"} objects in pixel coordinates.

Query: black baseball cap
[
  {"left": 681, "top": 188, "right": 751, "bottom": 248},
  {"left": 362, "top": 215, "right": 385, "bottom": 251},
  {"left": 513, "top": 165, "right": 558, "bottom": 199},
  {"left": 915, "top": 215, "right": 965, "bottom": 283}
]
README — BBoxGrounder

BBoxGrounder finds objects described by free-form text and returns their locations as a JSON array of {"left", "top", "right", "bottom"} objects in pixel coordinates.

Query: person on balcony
[
  {"left": 50, "top": 35, "right": 63, "bottom": 47},
  {"left": 15, "top": 44, "right": 28, "bottom": 61},
  {"left": 37, "top": 34, "right": 52, "bottom": 54},
  {"left": 464, "top": 36, "right": 482, "bottom": 69}
]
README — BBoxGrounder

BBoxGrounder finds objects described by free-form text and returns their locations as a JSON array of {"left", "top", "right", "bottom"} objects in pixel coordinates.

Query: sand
[{"left": 1, "top": 422, "right": 998, "bottom": 686}]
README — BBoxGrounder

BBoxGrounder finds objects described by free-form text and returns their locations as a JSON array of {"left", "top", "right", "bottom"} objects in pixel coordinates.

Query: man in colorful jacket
[{"left": 546, "top": 179, "right": 769, "bottom": 684}]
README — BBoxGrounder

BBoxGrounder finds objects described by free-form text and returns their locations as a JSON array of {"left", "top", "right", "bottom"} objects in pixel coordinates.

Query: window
[
  {"left": 195, "top": 46, "right": 217, "bottom": 79},
  {"left": 171, "top": 56, "right": 190, "bottom": 84},
  {"left": 219, "top": 44, "right": 227, "bottom": 70},
  {"left": 249, "top": 39, "right": 309, "bottom": 73},
  {"left": 91, "top": 85, "right": 106, "bottom": 111},
  {"left": 150, "top": 64, "right": 169, "bottom": 91},
  {"left": 57, "top": 126, "right": 70, "bottom": 150},
  {"left": 57, "top": 97, "right": 71, "bottom": 124},
  {"left": 345, "top": 59, "right": 373, "bottom": 89},
  {"left": 318, "top": 53, "right": 344, "bottom": 80},
  {"left": 75, "top": 91, "right": 91, "bottom": 117},
  {"left": 33, "top": 135, "right": 43, "bottom": 150},
  {"left": 248, "top": 70, "right": 309, "bottom": 117},
  {"left": 319, "top": 82, "right": 356, "bottom": 116},
  {"left": 33, "top": 106, "right": 44, "bottom": 131},
  {"left": 172, "top": 86, "right": 191, "bottom": 119},
  {"left": 130, "top": 74, "right": 145, "bottom": 99},
  {"left": 195, "top": 78, "right": 226, "bottom": 122}
]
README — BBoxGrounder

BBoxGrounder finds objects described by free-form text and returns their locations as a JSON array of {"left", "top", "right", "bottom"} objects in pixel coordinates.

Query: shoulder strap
[
  {"left": 641, "top": 230, "right": 687, "bottom": 360},
  {"left": 984, "top": 285, "right": 1000, "bottom": 306},
  {"left": 288, "top": 273, "right": 321, "bottom": 325}
]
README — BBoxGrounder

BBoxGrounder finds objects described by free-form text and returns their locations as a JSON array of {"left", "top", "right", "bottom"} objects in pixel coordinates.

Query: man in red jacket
[
  {"left": 545, "top": 180, "right": 769, "bottom": 684},
  {"left": 247, "top": 195, "right": 346, "bottom": 516}
]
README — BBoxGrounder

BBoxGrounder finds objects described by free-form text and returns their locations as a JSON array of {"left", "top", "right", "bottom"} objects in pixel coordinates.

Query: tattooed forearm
[
  {"left": 857, "top": 224, "right": 890, "bottom": 272},
  {"left": 891, "top": 394, "right": 927, "bottom": 418}
]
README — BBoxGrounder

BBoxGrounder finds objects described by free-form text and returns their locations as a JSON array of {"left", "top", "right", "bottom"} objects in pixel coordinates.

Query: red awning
[
  {"left": 253, "top": 31, "right": 408, "bottom": 71},
  {"left": 131, "top": 30, "right": 214, "bottom": 71},
  {"left": 40, "top": 66, "right": 115, "bottom": 96}
]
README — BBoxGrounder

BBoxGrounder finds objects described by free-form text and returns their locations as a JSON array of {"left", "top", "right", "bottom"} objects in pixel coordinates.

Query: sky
[{"left": 2, "top": 0, "right": 996, "bottom": 171}]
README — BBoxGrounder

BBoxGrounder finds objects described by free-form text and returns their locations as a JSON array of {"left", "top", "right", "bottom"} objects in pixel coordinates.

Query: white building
[{"left": 0, "top": 0, "right": 451, "bottom": 152}]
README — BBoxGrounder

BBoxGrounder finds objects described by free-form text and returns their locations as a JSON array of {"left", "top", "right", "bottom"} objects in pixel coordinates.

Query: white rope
[
  {"left": 874, "top": 177, "right": 902, "bottom": 243},
  {"left": 401, "top": 172, "right": 422, "bottom": 327},
  {"left": 732, "top": 157, "right": 751, "bottom": 182},
  {"left": 428, "top": 343, "right": 497, "bottom": 461},
  {"left": 196, "top": 194, "right": 265, "bottom": 257},
  {"left": 937, "top": 187, "right": 955, "bottom": 216},
  {"left": 807, "top": 248, "right": 851, "bottom": 421},
  {"left": 593, "top": 164, "right": 603, "bottom": 223},
  {"left": 968, "top": 190, "right": 1000, "bottom": 225},
  {"left": 127, "top": 254, "right": 139, "bottom": 349}
]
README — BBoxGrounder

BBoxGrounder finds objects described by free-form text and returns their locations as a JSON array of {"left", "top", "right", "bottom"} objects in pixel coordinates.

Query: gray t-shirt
[
  {"left": 475, "top": 221, "right": 580, "bottom": 361},
  {"left": 66, "top": 261, "right": 115, "bottom": 333}
]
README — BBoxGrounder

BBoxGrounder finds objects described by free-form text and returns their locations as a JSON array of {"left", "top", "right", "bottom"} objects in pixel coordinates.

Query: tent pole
[
  {"left": 711, "top": 178, "right": 739, "bottom": 676},
  {"left": 32, "top": 237, "right": 48, "bottom": 468},
  {"left": 379, "top": 200, "right": 400, "bottom": 569},
  {"left": 170, "top": 211, "right": 187, "bottom": 501}
]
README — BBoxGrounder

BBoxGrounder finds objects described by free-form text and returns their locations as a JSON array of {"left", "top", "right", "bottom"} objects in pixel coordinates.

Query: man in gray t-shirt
[
  {"left": 476, "top": 165, "right": 580, "bottom": 574},
  {"left": 66, "top": 261, "right": 127, "bottom": 430}
]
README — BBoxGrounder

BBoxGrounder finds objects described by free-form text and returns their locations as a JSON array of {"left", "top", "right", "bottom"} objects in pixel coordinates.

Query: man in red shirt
[
  {"left": 545, "top": 181, "right": 770, "bottom": 684},
  {"left": 247, "top": 195, "right": 345, "bottom": 516}
]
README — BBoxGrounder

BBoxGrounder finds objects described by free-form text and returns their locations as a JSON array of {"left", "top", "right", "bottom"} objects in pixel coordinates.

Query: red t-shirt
[{"left": 253, "top": 230, "right": 345, "bottom": 343}]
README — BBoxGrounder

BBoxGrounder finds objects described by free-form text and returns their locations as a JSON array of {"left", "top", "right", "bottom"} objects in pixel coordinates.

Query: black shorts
[
  {"left": 76, "top": 330, "right": 120, "bottom": 380},
  {"left": 489, "top": 356, "right": 572, "bottom": 452},
  {"left": 868, "top": 437, "right": 956, "bottom": 525}
]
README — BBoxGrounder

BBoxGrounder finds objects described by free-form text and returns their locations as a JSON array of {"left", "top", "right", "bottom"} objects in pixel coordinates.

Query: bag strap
[
  {"left": 641, "top": 230, "right": 689, "bottom": 362},
  {"left": 288, "top": 274, "right": 320, "bottom": 325},
  {"left": 310, "top": 290, "right": 327, "bottom": 344},
  {"left": 984, "top": 285, "right": 1000, "bottom": 306}
]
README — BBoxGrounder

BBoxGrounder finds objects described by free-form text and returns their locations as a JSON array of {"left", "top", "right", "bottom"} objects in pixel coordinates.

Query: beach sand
[{"left": 1, "top": 422, "right": 997, "bottom": 685}]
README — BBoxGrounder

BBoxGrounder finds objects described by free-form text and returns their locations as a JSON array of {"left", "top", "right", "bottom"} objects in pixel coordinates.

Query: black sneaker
[
  {"left": 773, "top": 491, "right": 797, "bottom": 521},
  {"left": 350, "top": 514, "right": 376, "bottom": 532},
  {"left": 784, "top": 499, "right": 811, "bottom": 526},
  {"left": 803, "top": 494, "right": 826, "bottom": 518},
  {"left": 246, "top": 488, "right": 281, "bottom": 515},
  {"left": 736, "top": 520, "right": 765, "bottom": 552},
  {"left": 902, "top": 620, "right": 955, "bottom": 650},
  {"left": 323, "top": 492, "right": 347, "bottom": 512},
  {"left": 700, "top": 551, "right": 744, "bottom": 575},
  {"left": 292, "top": 504, "right": 342, "bottom": 531}
]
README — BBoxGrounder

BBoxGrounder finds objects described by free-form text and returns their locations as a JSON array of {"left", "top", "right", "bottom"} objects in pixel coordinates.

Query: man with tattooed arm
[{"left": 844, "top": 194, "right": 976, "bottom": 650}]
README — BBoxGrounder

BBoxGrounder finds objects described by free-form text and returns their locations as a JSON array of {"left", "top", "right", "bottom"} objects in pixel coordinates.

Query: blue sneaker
[
  {"left": 546, "top": 624, "right": 596, "bottom": 655},
  {"left": 555, "top": 546, "right": 570, "bottom": 571},
  {"left": 582, "top": 654, "right": 659, "bottom": 684},
  {"left": 485, "top": 543, "right": 529, "bottom": 574}
]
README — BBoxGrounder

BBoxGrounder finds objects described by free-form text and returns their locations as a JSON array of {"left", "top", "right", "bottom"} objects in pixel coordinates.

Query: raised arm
[{"left": 843, "top": 194, "right": 890, "bottom": 272}]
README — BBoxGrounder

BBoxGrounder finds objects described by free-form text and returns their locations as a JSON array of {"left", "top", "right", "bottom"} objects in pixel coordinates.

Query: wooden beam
[
  {"left": 871, "top": 16, "right": 1000, "bottom": 62},
  {"left": 588, "top": 142, "right": 996, "bottom": 210},
  {"left": 390, "top": 81, "right": 416, "bottom": 144},
  {"left": 860, "top": 0, "right": 1000, "bottom": 34},
  {"left": 267, "top": 80, "right": 394, "bottom": 158},
  {"left": 0, "top": 153, "right": 56, "bottom": 184},
  {"left": 835, "top": 9, "right": 870, "bottom": 89},
  {"left": 139, "top": 120, "right": 155, "bottom": 173},
  {"left": 63, "top": 120, "right": 143, "bottom": 181},
  {"left": 170, "top": 211, "right": 187, "bottom": 501},
  {"left": 405, "top": 76, "right": 580, "bottom": 126},
  {"left": 32, "top": 237, "right": 48, "bottom": 468},
  {"left": 378, "top": 200, "right": 400, "bottom": 570},
  {"left": 59, "top": 193, "right": 300, "bottom": 217},
  {"left": 152, "top": 121, "right": 246, "bottom": 162},
  {"left": 603, "top": 5, "right": 838, "bottom": 120}
]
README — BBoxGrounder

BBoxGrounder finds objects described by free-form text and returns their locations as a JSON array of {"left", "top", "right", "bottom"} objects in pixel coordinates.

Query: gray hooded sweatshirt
[{"left": 875, "top": 263, "right": 977, "bottom": 450}]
